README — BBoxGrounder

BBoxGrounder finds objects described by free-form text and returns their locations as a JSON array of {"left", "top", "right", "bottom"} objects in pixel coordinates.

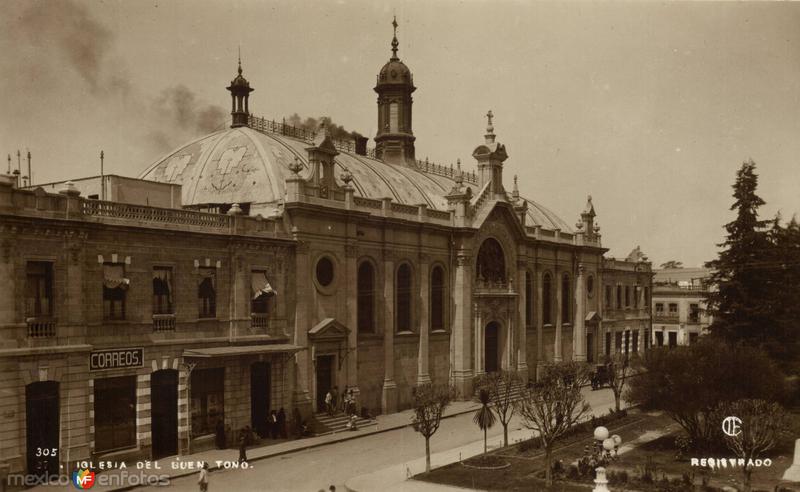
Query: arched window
[
  {"left": 542, "top": 273, "right": 552, "bottom": 325},
  {"left": 561, "top": 274, "right": 571, "bottom": 324},
  {"left": 396, "top": 263, "right": 412, "bottom": 332},
  {"left": 525, "top": 271, "right": 533, "bottom": 328},
  {"left": 476, "top": 238, "right": 506, "bottom": 283},
  {"left": 430, "top": 266, "right": 445, "bottom": 331},
  {"left": 357, "top": 262, "right": 375, "bottom": 333}
]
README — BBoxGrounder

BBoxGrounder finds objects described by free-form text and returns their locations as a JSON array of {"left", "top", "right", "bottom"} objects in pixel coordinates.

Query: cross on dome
[{"left": 391, "top": 16, "right": 399, "bottom": 60}]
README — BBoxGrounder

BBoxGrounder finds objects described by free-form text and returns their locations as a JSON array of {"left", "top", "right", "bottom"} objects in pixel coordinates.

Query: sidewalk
[{"left": 29, "top": 399, "right": 482, "bottom": 492}]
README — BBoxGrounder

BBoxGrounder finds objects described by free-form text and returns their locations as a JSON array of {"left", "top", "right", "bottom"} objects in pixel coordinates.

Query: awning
[
  {"left": 585, "top": 311, "right": 602, "bottom": 322},
  {"left": 251, "top": 271, "right": 277, "bottom": 300},
  {"left": 103, "top": 264, "right": 130, "bottom": 290},
  {"left": 183, "top": 344, "right": 304, "bottom": 358}
]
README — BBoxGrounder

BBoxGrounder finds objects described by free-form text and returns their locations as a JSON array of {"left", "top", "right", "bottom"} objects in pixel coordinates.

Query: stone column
[
  {"left": 554, "top": 269, "right": 563, "bottom": 362},
  {"left": 574, "top": 264, "right": 587, "bottom": 362},
  {"left": 452, "top": 253, "right": 474, "bottom": 399},
  {"left": 345, "top": 244, "right": 359, "bottom": 394},
  {"left": 417, "top": 256, "right": 431, "bottom": 385},
  {"left": 292, "top": 244, "right": 313, "bottom": 418},
  {"left": 381, "top": 251, "right": 397, "bottom": 414},
  {"left": 474, "top": 305, "right": 484, "bottom": 377},
  {"left": 535, "top": 269, "right": 544, "bottom": 379},
  {"left": 516, "top": 263, "right": 528, "bottom": 382}
]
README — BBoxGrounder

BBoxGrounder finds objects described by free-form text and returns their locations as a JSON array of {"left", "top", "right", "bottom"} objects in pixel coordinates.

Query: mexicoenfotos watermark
[{"left": 7, "top": 470, "right": 170, "bottom": 488}]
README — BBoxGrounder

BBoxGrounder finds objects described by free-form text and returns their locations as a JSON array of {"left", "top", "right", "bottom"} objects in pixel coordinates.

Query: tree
[
  {"left": 475, "top": 370, "right": 521, "bottom": 447},
  {"left": 516, "top": 362, "right": 591, "bottom": 486},
  {"left": 705, "top": 161, "right": 775, "bottom": 349},
  {"left": 625, "top": 338, "right": 786, "bottom": 451},
  {"left": 605, "top": 353, "right": 630, "bottom": 414},
  {"left": 722, "top": 399, "right": 788, "bottom": 492},
  {"left": 473, "top": 388, "right": 496, "bottom": 454},
  {"left": 411, "top": 383, "right": 455, "bottom": 472},
  {"left": 659, "top": 260, "right": 683, "bottom": 269}
]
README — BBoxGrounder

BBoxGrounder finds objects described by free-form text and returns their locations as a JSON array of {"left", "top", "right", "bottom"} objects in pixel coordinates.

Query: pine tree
[{"left": 705, "top": 160, "right": 800, "bottom": 371}]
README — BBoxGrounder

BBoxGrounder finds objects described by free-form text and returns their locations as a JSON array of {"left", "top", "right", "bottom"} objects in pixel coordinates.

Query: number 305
[{"left": 36, "top": 448, "right": 57, "bottom": 457}]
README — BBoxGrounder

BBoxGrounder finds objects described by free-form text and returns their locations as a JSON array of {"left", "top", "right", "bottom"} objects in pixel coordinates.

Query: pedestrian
[
  {"left": 214, "top": 418, "right": 226, "bottom": 449},
  {"left": 269, "top": 410, "right": 279, "bottom": 439},
  {"left": 292, "top": 407, "right": 302, "bottom": 438},
  {"left": 277, "top": 407, "right": 287, "bottom": 439},
  {"left": 325, "top": 389, "right": 333, "bottom": 416},
  {"left": 198, "top": 462, "right": 209, "bottom": 491},
  {"left": 331, "top": 386, "right": 339, "bottom": 414},
  {"left": 238, "top": 428, "right": 248, "bottom": 464}
]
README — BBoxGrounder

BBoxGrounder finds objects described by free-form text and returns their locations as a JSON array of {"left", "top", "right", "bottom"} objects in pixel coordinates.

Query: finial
[
  {"left": 237, "top": 46, "right": 242, "bottom": 75},
  {"left": 512, "top": 174, "right": 520, "bottom": 200},
  {"left": 100, "top": 150, "right": 104, "bottom": 160},
  {"left": 289, "top": 157, "right": 303, "bottom": 175},
  {"left": 340, "top": 167, "right": 354, "bottom": 186},
  {"left": 456, "top": 158, "right": 461, "bottom": 170},
  {"left": 391, "top": 16, "right": 399, "bottom": 60},
  {"left": 6, "top": 154, "right": 10, "bottom": 174},
  {"left": 486, "top": 110, "right": 494, "bottom": 132}
]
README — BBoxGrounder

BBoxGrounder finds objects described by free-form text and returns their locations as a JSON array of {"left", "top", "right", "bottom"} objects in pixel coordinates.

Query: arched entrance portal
[
  {"left": 26, "top": 381, "right": 59, "bottom": 477},
  {"left": 485, "top": 322, "right": 500, "bottom": 373}
]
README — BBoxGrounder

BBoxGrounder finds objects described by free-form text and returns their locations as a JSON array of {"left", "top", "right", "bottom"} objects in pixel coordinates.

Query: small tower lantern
[{"left": 227, "top": 53, "right": 254, "bottom": 128}]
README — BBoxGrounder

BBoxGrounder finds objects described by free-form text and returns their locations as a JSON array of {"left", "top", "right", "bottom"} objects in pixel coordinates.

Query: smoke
[
  {"left": 14, "top": 0, "right": 129, "bottom": 95},
  {"left": 146, "top": 85, "right": 227, "bottom": 153},
  {"left": 285, "top": 113, "right": 364, "bottom": 141},
  {"left": 6, "top": 0, "right": 226, "bottom": 159}
]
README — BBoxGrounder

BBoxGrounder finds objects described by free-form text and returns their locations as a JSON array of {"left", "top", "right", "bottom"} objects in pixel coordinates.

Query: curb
[{"left": 109, "top": 403, "right": 480, "bottom": 491}]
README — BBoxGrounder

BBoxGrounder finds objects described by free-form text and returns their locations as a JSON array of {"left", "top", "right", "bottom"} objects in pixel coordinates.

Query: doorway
[
  {"left": 151, "top": 370, "right": 178, "bottom": 459},
  {"left": 586, "top": 333, "right": 594, "bottom": 363},
  {"left": 315, "top": 355, "right": 334, "bottom": 413},
  {"left": 250, "top": 362, "right": 271, "bottom": 437},
  {"left": 26, "top": 381, "right": 59, "bottom": 478},
  {"left": 485, "top": 322, "right": 500, "bottom": 373}
]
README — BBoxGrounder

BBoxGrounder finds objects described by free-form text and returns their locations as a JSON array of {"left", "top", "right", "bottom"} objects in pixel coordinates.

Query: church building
[{"left": 0, "top": 20, "right": 651, "bottom": 478}]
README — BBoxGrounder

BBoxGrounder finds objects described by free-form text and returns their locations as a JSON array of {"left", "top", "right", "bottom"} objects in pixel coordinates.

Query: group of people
[
  {"left": 263, "top": 408, "right": 289, "bottom": 439},
  {"left": 324, "top": 385, "right": 358, "bottom": 417}
]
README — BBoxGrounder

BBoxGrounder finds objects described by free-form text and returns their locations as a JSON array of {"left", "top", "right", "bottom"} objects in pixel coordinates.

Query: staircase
[
  {"left": 473, "top": 379, "right": 527, "bottom": 404},
  {"left": 312, "top": 412, "right": 375, "bottom": 436}
]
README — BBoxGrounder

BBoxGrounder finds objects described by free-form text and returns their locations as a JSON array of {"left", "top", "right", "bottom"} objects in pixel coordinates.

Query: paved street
[{"left": 159, "top": 387, "right": 620, "bottom": 492}]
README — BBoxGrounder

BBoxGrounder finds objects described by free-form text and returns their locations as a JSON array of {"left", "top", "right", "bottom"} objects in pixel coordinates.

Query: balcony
[
  {"left": 654, "top": 314, "right": 679, "bottom": 324},
  {"left": 153, "top": 314, "right": 176, "bottom": 332},
  {"left": 474, "top": 279, "right": 516, "bottom": 296},
  {"left": 27, "top": 317, "right": 56, "bottom": 338},
  {"left": 251, "top": 313, "right": 269, "bottom": 332}
]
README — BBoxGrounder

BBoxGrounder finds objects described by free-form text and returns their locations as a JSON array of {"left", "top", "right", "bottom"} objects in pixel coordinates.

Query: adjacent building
[{"left": 651, "top": 267, "right": 713, "bottom": 347}]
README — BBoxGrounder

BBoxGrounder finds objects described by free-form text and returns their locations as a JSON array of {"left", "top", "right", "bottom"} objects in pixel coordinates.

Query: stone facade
[{"left": 0, "top": 24, "right": 653, "bottom": 479}]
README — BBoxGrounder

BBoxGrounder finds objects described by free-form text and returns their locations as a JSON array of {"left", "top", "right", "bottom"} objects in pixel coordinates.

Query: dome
[
  {"left": 377, "top": 59, "right": 413, "bottom": 87},
  {"left": 138, "top": 126, "right": 572, "bottom": 232}
]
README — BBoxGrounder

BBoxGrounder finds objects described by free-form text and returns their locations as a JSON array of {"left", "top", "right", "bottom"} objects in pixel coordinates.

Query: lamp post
[{"left": 593, "top": 426, "right": 622, "bottom": 492}]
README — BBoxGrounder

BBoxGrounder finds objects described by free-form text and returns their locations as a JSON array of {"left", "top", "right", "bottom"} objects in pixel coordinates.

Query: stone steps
[{"left": 312, "top": 412, "right": 374, "bottom": 435}]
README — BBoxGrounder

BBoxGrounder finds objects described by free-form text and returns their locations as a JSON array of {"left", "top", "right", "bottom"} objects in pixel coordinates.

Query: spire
[
  {"left": 512, "top": 174, "right": 519, "bottom": 201},
  {"left": 391, "top": 16, "right": 399, "bottom": 60},
  {"left": 238, "top": 46, "right": 242, "bottom": 75},
  {"left": 485, "top": 110, "right": 496, "bottom": 144}
]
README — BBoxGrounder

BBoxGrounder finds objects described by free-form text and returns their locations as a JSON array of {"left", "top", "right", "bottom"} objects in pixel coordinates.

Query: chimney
[{"left": 355, "top": 136, "right": 369, "bottom": 156}]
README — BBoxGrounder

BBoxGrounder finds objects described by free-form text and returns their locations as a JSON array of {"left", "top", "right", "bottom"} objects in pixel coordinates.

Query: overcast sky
[{"left": 2, "top": 0, "right": 799, "bottom": 267}]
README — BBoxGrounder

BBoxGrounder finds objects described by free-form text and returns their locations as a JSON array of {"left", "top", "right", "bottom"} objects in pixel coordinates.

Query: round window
[{"left": 316, "top": 257, "right": 334, "bottom": 287}]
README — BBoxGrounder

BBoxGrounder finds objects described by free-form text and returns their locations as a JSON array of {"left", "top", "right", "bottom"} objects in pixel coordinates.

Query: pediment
[
  {"left": 308, "top": 318, "right": 349, "bottom": 340},
  {"left": 474, "top": 202, "right": 527, "bottom": 241}
]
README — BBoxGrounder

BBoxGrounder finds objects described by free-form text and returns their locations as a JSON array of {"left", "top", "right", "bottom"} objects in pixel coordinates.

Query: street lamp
[{"left": 592, "top": 426, "right": 623, "bottom": 492}]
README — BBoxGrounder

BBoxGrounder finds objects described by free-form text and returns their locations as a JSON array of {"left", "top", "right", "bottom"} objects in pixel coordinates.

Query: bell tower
[
  {"left": 374, "top": 17, "right": 416, "bottom": 165},
  {"left": 226, "top": 53, "right": 254, "bottom": 128}
]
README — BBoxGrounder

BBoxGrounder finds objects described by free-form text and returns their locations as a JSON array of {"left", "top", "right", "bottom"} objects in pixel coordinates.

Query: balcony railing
[
  {"left": 251, "top": 313, "right": 269, "bottom": 332},
  {"left": 654, "top": 314, "right": 679, "bottom": 323},
  {"left": 153, "top": 314, "right": 176, "bottom": 332},
  {"left": 474, "top": 279, "right": 515, "bottom": 294},
  {"left": 27, "top": 317, "right": 56, "bottom": 338}
]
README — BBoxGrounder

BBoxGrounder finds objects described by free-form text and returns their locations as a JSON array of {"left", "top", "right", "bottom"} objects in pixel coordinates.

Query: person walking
[
  {"left": 238, "top": 428, "right": 248, "bottom": 464},
  {"left": 269, "top": 410, "right": 279, "bottom": 439},
  {"left": 198, "top": 462, "right": 209, "bottom": 492},
  {"left": 331, "top": 386, "right": 339, "bottom": 414},
  {"left": 325, "top": 389, "right": 333, "bottom": 416},
  {"left": 277, "top": 408, "right": 287, "bottom": 439}
]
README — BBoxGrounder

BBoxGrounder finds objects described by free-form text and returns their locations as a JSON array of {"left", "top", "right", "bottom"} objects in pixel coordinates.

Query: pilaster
[
  {"left": 381, "top": 251, "right": 397, "bottom": 414},
  {"left": 417, "top": 255, "right": 431, "bottom": 385},
  {"left": 452, "top": 252, "right": 474, "bottom": 398},
  {"left": 516, "top": 261, "right": 529, "bottom": 383}
]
